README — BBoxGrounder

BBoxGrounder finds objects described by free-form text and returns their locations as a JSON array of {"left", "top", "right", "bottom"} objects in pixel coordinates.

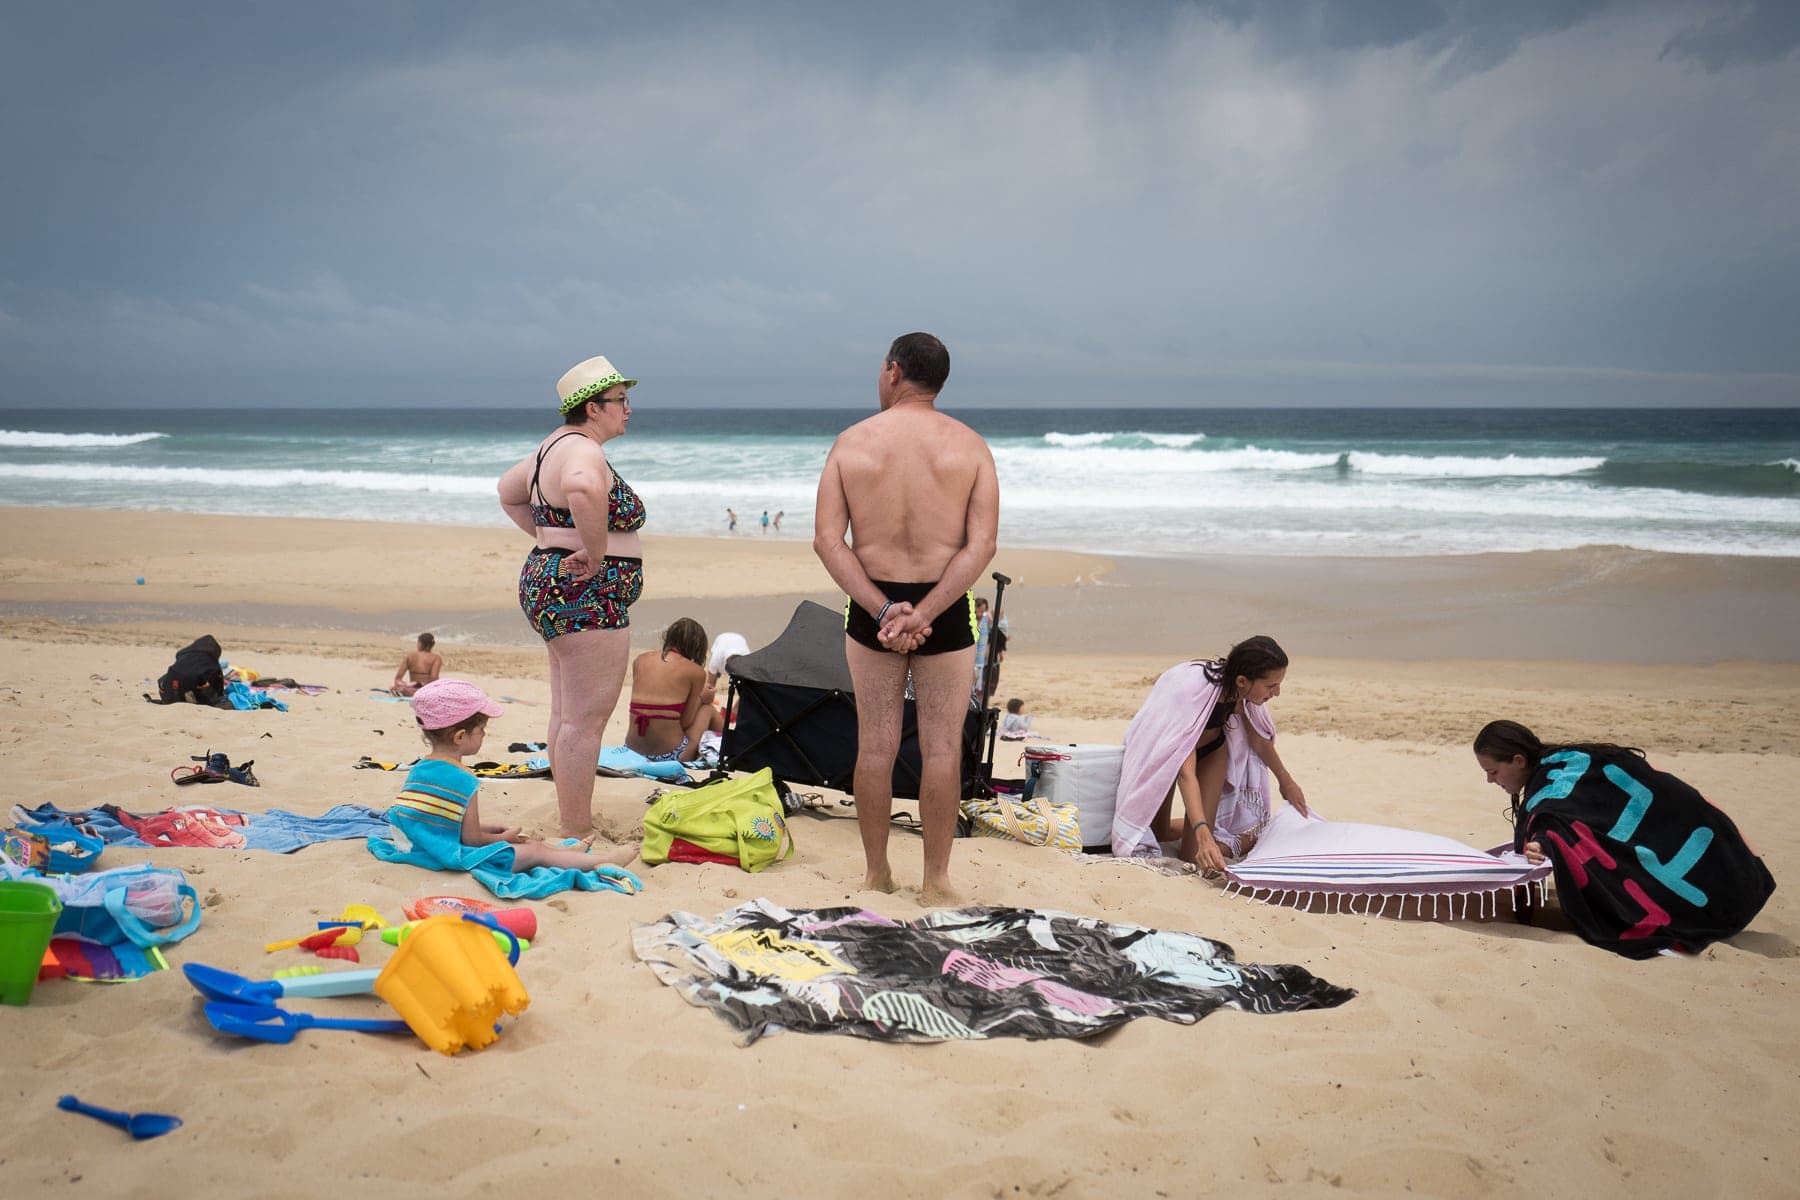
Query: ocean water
[{"left": 1, "top": 407, "right": 1795, "bottom": 559}]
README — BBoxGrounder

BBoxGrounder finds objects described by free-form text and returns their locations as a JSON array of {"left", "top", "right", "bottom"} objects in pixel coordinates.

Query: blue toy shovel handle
[
  {"left": 182, "top": 962, "right": 381, "bottom": 1003},
  {"left": 296, "top": 1012, "right": 412, "bottom": 1033},
  {"left": 58, "top": 1095, "right": 131, "bottom": 1132},
  {"left": 462, "top": 912, "right": 521, "bottom": 965},
  {"left": 276, "top": 968, "right": 382, "bottom": 999}
]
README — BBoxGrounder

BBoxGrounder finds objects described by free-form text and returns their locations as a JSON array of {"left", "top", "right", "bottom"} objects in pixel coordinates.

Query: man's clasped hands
[{"left": 877, "top": 601, "right": 931, "bottom": 653}]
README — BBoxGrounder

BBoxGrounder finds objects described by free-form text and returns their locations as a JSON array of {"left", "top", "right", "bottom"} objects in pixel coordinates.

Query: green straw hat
[{"left": 557, "top": 356, "right": 638, "bottom": 415}]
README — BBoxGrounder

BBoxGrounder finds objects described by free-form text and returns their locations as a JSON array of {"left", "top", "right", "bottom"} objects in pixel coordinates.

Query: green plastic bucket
[{"left": 0, "top": 881, "right": 63, "bottom": 1005}]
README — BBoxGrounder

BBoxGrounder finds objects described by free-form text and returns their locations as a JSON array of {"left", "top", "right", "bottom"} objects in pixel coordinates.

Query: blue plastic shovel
[
  {"left": 182, "top": 962, "right": 381, "bottom": 1004},
  {"left": 57, "top": 1095, "right": 183, "bottom": 1140},
  {"left": 202, "top": 1000, "right": 410, "bottom": 1044}
]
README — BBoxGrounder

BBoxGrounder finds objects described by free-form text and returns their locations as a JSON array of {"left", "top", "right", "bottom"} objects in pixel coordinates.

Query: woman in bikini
[
  {"left": 1115, "top": 635, "right": 1307, "bottom": 873},
  {"left": 624, "top": 617, "right": 715, "bottom": 763},
  {"left": 497, "top": 355, "right": 647, "bottom": 838}
]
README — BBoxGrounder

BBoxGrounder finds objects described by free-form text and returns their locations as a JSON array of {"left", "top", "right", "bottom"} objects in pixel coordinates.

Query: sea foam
[{"left": 0, "top": 430, "right": 167, "bottom": 449}]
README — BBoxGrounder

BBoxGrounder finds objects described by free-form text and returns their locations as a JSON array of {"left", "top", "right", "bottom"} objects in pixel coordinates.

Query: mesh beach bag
[{"left": 0, "top": 856, "right": 201, "bottom": 948}]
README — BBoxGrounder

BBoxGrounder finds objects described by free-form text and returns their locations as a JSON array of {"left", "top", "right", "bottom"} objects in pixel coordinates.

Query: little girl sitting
[
  {"left": 374, "top": 679, "right": 637, "bottom": 875},
  {"left": 999, "top": 697, "right": 1035, "bottom": 740}
]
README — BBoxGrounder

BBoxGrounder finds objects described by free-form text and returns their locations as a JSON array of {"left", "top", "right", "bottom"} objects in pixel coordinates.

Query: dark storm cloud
[
  {"left": 1662, "top": 0, "right": 1800, "bottom": 69},
  {"left": 0, "top": 1, "right": 1794, "bottom": 407}
]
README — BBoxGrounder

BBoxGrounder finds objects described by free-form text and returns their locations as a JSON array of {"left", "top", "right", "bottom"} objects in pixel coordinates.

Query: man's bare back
[{"left": 830, "top": 405, "right": 991, "bottom": 584}]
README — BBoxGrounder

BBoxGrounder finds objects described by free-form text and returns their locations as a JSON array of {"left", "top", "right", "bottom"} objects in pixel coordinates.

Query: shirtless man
[
  {"left": 391, "top": 632, "right": 443, "bottom": 697},
  {"left": 813, "top": 332, "right": 999, "bottom": 904}
]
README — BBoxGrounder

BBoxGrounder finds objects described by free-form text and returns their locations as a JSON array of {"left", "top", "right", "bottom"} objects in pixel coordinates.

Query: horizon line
[{"left": 2, "top": 401, "right": 1799, "bottom": 413}]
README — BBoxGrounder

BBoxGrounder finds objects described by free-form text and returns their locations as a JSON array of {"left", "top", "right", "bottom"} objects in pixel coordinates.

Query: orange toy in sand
[{"left": 402, "top": 896, "right": 538, "bottom": 941}]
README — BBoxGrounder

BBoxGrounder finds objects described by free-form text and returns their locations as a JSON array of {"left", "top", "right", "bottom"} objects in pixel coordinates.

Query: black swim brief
[{"left": 844, "top": 581, "right": 977, "bottom": 656}]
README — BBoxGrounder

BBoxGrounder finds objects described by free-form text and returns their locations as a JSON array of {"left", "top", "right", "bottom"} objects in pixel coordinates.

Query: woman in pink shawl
[{"left": 1112, "top": 635, "right": 1308, "bottom": 872}]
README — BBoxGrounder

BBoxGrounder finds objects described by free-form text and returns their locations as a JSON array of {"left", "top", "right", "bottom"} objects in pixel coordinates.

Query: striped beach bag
[{"left": 960, "top": 792, "right": 1082, "bottom": 851}]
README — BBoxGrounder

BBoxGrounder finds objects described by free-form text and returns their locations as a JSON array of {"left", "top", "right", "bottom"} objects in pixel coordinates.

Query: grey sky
[{"left": 2, "top": 1, "right": 1796, "bottom": 407}]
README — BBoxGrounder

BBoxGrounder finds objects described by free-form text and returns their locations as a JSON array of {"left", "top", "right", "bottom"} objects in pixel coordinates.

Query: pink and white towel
[
  {"left": 1112, "top": 660, "right": 1277, "bottom": 858},
  {"left": 1224, "top": 808, "right": 1552, "bottom": 920}
]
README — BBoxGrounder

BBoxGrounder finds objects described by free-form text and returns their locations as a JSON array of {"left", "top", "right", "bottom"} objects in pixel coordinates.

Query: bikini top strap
[{"left": 530, "top": 430, "right": 588, "bottom": 505}]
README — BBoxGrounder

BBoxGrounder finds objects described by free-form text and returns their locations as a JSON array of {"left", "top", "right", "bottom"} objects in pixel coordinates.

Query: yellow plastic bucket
[
  {"left": 0, "top": 881, "right": 63, "bottom": 1006},
  {"left": 374, "top": 915, "right": 529, "bottom": 1055}
]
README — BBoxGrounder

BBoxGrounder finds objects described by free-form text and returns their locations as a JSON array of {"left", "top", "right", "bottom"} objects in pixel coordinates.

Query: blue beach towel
[
  {"left": 367, "top": 816, "right": 641, "bottom": 899},
  {"left": 473, "top": 860, "right": 642, "bottom": 900},
  {"left": 366, "top": 761, "right": 641, "bottom": 898},
  {"left": 521, "top": 745, "right": 689, "bottom": 781},
  {"left": 16, "top": 802, "right": 389, "bottom": 854},
  {"left": 225, "top": 680, "right": 287, "bottom": 711}
]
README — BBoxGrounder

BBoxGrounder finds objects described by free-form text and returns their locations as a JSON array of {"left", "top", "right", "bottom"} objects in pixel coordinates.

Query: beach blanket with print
[
  {"left": 631, "top": 899, "right": 1353, "bottom": 1045},
  {"left": 1518, "top": 746, "right": 1774, "bottom": 958},
  {"left": 14, "top": 801, "right": 389, "bottom": 854}
]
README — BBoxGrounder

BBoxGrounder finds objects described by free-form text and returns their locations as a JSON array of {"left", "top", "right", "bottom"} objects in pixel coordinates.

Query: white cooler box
[{"left": 1022, "top": 743, "right": 1123, "bottom": 852}]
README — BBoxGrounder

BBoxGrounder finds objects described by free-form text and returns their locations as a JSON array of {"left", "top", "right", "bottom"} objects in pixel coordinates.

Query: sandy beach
[{"left": 2, "top": 508, "right": 1794, "bottom": 1198}]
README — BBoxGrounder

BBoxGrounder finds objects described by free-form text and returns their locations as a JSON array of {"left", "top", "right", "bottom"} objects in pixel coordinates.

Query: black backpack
[{"left": 154, "top": 635, "right": 227, "bottom": 706}]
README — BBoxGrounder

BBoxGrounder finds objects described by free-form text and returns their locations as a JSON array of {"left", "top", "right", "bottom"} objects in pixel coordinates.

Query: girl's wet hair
[
  {"left": 1204, "top": 635, "right": 1289, "bottom": 697},
  {"left": 662, "top": 617, "right": 709, "bottom": 665},
  {"left": 1006, "top": 697, "right": 1024, "bottom": 713},
  {"left": 1473, "top": 719, "right": 1645, "bottom": 823},
  {"left": 1473, "top": 719, "right": 1542, "bottom": 769},
  {"left": 1473, "top": 720, "right": 1646, "bottom": 771},
  {"left": 1474, "top": 719, "right": 1543, "bottom": 824}
]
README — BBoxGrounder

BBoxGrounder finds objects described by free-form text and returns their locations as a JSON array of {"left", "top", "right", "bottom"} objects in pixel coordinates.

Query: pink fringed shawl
[
  {"left": 1225, "top": 808, "right": 1553, "bottom": 920},
  {"left": 1112, "top": 661, "right": 1276, "bottom": 858}
]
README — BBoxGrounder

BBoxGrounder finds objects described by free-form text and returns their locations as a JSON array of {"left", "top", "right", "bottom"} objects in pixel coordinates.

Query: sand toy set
[{"left": 180, "top": 900, "right": 536, "bottom": 1057}]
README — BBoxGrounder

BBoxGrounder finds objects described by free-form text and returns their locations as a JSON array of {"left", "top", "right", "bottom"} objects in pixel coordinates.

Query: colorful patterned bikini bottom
[
  {"left": 518, "top": 548, "right": 644, "bottom": 640},
  {"left": 640, "top": 736, "right": 689, "bottom": 763}
]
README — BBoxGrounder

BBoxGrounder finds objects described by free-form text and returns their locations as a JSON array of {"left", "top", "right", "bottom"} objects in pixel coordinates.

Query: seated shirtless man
[
  {"left": 391, "top": 632, "right": 443, "bottom": 697},
  {"left": 812, "top": 332, "right": 999, "bottom": 905}
]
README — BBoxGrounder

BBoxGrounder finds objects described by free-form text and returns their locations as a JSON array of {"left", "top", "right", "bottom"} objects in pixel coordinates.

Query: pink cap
[{"left": 411, "top": 679, "right": 504, "bottom": 730}]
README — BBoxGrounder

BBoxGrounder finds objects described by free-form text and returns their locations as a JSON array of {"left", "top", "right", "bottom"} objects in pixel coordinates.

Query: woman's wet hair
[
  {"left": 1474, "top": 719, "right": 1645, "bottom": 823},
  {"left": 417, "top": 632, "right": 435, "bottom": 651},
  {"left": 1205, "top": 634, "right": 1289, "bottom": 697},
  {"left": 1473, "top": 719, "right": 1542, "bottom": 770},
  {"left": 663, "top": 617, "right": 709, "bottom": 664},
  {"left": 1474, "top": 720, "right": 1543, "bottom": 823},
  {"left": 1474, "top": 720, "right": 1646, "bottom": 772}
]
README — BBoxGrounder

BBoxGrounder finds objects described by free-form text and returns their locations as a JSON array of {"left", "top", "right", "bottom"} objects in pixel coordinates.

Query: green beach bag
[{"left": 642, "top": 769, "right": 795, "bottom": 873}]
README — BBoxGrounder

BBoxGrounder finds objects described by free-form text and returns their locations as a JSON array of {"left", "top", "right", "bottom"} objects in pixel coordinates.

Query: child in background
[
  {"left": 390, "top": 632, "right": 443, "bottom": 697},
  {"left": 374, "top": 680, "right": 637, "bottom": 873},
  {"left": 1000, "top": 697, "right": 1034, "bottom": 740}
]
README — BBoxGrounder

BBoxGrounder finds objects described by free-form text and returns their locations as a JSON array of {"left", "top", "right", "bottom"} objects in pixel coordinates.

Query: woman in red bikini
[{"left": 624, "top": 618, "right": 715, "bottom": 763}]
